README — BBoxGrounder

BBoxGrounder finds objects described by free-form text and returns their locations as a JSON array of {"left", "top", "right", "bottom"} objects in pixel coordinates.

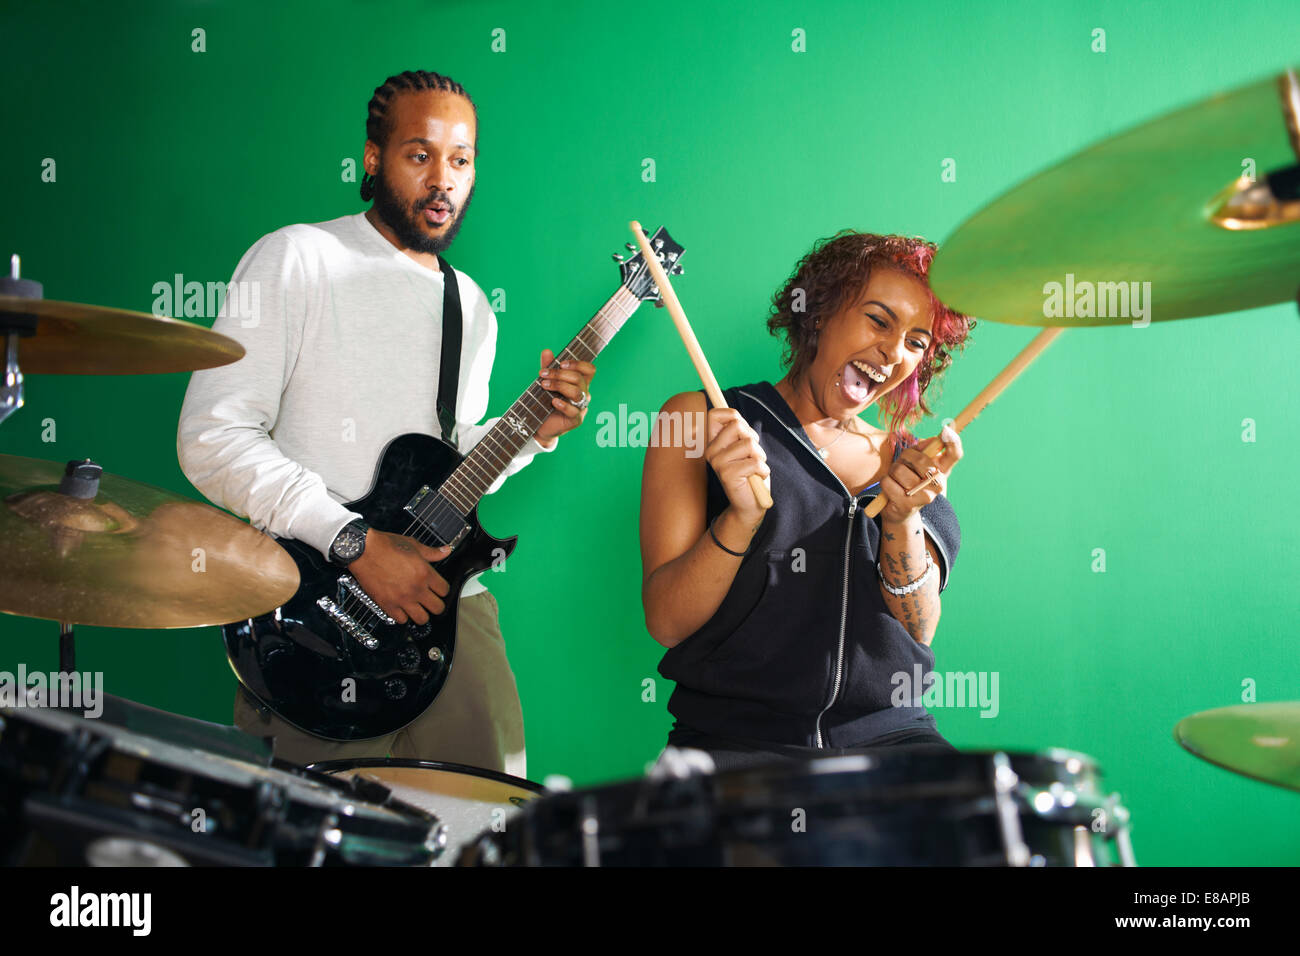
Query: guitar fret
[
  {"left": 442, "top": 286, "right": 640, "bottom": 509},
  {"left": 442, "top": 477, "right": 473, "bottom": 512}
]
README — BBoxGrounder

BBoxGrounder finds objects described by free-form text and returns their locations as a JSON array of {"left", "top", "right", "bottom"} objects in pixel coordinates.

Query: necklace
[{"left": 814, "top": 420, "right": 858, "bottom": 458}]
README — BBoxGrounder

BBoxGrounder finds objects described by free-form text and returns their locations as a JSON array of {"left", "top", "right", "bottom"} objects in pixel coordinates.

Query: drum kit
[{"left": 2, "top": 64, "right": 1299, "bottom": 867}]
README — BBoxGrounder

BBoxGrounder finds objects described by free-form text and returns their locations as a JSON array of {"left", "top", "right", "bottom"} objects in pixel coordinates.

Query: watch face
[{"left": 333, "top": 529, "right": 364, "bottom": 562}]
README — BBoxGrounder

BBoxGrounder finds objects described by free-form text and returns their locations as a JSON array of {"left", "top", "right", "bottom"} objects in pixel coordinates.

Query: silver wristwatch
[{"left": 329, "top": 519, "right": 370, "bottom": 566}]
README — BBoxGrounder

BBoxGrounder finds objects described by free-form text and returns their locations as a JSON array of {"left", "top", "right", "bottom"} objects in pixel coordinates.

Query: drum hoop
[
  {"left": 306, "top": 757, "right": 546, "bottom": 794},
  {"left": 2, "top": 708, "right": 445, "bottom": 865}
]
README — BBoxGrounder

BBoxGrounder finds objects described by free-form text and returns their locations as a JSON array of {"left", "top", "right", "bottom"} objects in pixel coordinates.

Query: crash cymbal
[
  {"left": 0, "top": 455, "right": 298, "bottom": 629},
  {"left": 1174, "top": 702, "right": 1300, "bottom": 792},
  {"left": 931, "top": 68, "right": 1300, "bottom": 326},
  {"left": 0, "top": 295, "right": 244, "bottom": 374}
]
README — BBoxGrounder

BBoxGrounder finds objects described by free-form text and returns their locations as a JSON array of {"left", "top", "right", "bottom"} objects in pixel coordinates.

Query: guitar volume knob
[
  {"left": 383, "top": 678, "right": 408, "bottom": 700},
  {"left": 397, "top": 646, "right": 421, "bottom": 671}
]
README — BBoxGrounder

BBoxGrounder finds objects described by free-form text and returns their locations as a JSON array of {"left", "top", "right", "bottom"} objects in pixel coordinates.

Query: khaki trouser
[{"left": 234, "top": 591, "right": 526, "bottom": 778}]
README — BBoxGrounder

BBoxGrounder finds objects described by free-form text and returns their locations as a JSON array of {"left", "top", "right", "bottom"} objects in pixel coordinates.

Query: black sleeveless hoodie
[{"left": 657, "top": 382, "right": 961, "bottom": 749}]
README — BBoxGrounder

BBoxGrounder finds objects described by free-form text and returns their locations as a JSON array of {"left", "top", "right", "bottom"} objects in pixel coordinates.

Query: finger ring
[
  {"left": 903, "top": 470, "right": 942, "bottom": 496},
  {"left": 570, "top": 390, "right": 590, "bottom": 410}
]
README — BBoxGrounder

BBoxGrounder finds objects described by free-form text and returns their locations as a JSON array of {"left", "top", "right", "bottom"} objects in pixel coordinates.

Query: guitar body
[{"left": 222, "top": 433, "right": 516, "bottom": 741}]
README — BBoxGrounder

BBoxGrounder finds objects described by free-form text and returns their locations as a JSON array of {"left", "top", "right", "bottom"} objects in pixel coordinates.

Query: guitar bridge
[
  {"left": 317, "top": 597, "right": 379, "bottom": 650},
  {"left": 338, "top": 575, "right": 396, "bottom": 624},
  {"left": 317, "top": 576, "right": 395, "bottom": 651}
]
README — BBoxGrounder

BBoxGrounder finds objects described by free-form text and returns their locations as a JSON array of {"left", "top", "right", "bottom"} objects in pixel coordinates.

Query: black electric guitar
[{"left": 223, "top": 227, "right": 685, "bottom": 740}]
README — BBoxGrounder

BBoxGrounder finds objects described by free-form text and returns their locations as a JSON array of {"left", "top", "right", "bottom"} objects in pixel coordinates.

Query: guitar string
[
  {"left": 334, "top": 303, "right": 621, "bottom": 622},
  {"left": 332, "top": 317, "right": 617, "bottom": 625},
  {"left": 331, "top": 286, "right": 640, "bottom": 627}
]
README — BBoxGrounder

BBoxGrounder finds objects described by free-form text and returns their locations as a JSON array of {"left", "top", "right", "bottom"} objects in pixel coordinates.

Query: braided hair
[{"left": 360, "top": 70, "right": 477, "bottom": 202}]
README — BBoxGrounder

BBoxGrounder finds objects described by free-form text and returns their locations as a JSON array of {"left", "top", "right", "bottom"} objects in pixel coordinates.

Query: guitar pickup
[{"left": 404, "top": 485, "right": 471, "bottom": 549}]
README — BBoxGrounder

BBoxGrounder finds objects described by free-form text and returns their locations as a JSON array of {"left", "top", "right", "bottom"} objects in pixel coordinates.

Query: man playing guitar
[{"left": 178, "top": 70, "right": 595, "bottom": 774}]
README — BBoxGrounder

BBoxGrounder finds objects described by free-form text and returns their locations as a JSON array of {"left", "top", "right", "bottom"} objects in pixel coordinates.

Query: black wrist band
[{"left": 708, "top": 514, "right": 749, "bottom": 557}]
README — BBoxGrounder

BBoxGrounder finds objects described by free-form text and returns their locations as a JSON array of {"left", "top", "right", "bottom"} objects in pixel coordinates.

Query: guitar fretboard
[{"left": 437, "top": 285, "right": 641, "bottom": 512}]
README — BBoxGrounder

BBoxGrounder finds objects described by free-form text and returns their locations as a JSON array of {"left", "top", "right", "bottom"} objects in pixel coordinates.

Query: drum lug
[
  {"left": 991, "top": 752, "right": 1032, "bottom": 867},
  {"left": 426, "top": 823, "right": 449, "bottom": 861},
  {"left": 309, "top": 812, "right": 342, "bottom": 867}
]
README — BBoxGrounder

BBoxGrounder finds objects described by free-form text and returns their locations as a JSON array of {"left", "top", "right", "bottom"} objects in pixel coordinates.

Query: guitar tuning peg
[
  {"left": 625, "top": 242, "right": 636, "bottom": 251},
  {"left": 671, "top": 264, "right": 684, "bottom": 275},
  {"left": 612, "top": 253, "right": 626, "bottom": 263}
]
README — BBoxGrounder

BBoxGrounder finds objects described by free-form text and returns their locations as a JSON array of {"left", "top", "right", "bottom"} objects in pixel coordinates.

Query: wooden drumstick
[
  {"left": 629, "top": 221, "right": 773, "bottom": 511},
  {"left": 863, "top": 326, "right": 1065, "bottom": 519}
]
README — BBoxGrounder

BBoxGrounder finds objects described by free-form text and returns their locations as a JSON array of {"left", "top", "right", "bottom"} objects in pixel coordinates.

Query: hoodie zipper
[
  {"left": 737, "top": 389, "right": 868, "bottom": 749},
  {"left": 814, "top": 494, "right": 858, "bottom": 747}
]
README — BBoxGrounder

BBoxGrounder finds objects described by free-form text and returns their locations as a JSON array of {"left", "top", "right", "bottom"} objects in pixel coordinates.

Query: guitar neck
[{"left": 438, "top": 284, "right": 642, "bottom": 511}]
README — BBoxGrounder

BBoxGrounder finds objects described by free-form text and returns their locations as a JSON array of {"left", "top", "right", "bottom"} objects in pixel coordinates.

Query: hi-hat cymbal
[
  {"left": 931, "top": 68, "right": 1300, "bottom": 326},
  {"left": 1174, "top": 702, "right": 1300, "bottom": 792},
  {"left": 0, "top": 455, "right": 298, "bottom": 629},
  {"left": 0, "top": 296, "right": 244, "bottom": 374}
]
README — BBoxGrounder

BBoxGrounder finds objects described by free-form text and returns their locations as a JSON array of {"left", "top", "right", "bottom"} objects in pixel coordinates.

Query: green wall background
[{"left": 3, "top": 0, "right": 1298, "bottom": 866}]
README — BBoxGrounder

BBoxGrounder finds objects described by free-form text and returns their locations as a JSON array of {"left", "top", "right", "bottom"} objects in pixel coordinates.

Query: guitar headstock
[{"left": 615, "top": 226, "right": 685, "bottom": 306}]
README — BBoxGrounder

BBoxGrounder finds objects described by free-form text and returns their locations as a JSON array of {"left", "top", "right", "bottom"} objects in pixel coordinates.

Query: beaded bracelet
[{"left": 878, "top": 552, "right": 935, "bottom": 596}]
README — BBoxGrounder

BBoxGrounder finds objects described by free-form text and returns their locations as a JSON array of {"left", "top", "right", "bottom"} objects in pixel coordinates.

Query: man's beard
[{"left": 370, "top": 165, "right": 475, "bottom": 256}]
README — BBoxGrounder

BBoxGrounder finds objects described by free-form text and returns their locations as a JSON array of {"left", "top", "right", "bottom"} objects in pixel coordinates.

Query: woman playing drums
[{"left": 640, "top": 231, "right": 975, "bottom": 769}]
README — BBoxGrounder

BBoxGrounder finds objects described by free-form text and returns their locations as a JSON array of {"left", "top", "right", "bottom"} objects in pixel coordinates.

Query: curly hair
[{"left": 766, "top": 230, "right": 975, "bottom": 447}]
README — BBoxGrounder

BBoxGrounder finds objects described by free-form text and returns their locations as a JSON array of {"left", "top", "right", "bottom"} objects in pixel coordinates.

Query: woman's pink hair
[{"left": 766, "top": 231, "right": 975, "bottom": 447}]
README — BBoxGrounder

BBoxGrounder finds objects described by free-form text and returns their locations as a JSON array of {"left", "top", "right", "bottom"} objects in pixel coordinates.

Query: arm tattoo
[{"left": 877, "top": 513, "right": 941, "bottom": 644}]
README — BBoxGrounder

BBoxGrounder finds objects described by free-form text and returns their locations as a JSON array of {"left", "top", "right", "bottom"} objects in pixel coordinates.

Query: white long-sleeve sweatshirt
[{"left": 177, "top": 212, "right": 553, "bottom": 598}]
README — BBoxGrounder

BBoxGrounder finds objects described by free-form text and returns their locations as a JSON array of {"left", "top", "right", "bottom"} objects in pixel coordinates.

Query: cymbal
[
  {"left": 1174, "top": 702, "right": 1300, "bottom": 792},
  {"left": 0, "top": 455, "right": 298, "bottom": 629},
  {"left": 931, "top": 68, "right": 1300, "bottom": 326},
  {"left": 0, "top": 296, "right": 244, "bottom": 374}
]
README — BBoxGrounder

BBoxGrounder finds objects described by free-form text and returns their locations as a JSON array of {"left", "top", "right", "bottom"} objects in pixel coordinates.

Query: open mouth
[
  {"left": 422, "top": 202, "right": 452, "bottom": 225},
  {"left": 840, "top": 359, "right": 887, "bottom": 404}
]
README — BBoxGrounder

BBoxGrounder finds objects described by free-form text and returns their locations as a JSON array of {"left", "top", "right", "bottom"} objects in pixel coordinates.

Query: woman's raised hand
[{"left": 704, "top": 407, "right": 771, "bottom": 526}]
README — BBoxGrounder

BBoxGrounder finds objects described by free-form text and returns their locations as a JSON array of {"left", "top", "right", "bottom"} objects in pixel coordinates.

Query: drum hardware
[
  {"left": 0, "top": 705, "right": 446, "bottom": 867},
  {"left": 457, "top": 748, "right": 1136, "bottom": 867},
  {"left": 1209, "top": 69, "right": 1300, "bottom": 231},
  {"left": 308, "top": 758, "right": 545, "bottom": 867},
  {"left": 991, "top": 752, "right": 1031, "bottom": 867},
  {"left": 0, "top": 255, "right": 41, "bottom": 427}
]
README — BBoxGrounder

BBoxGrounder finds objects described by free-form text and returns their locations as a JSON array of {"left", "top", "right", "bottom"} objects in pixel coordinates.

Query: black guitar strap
[{"left": 435, "top": 254, "right": 463, "bottom": 444}]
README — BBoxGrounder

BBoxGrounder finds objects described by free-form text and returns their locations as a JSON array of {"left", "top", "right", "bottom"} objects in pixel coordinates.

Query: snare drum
[
  {"left": 309, "top": 758, "right": 545, "bottom": 867},
  {"left": 0, "top": 706, "right": 446, "bottom": 866},
  {"left": 458, "top": 748, "right": 1135, "bottom": 867}
]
